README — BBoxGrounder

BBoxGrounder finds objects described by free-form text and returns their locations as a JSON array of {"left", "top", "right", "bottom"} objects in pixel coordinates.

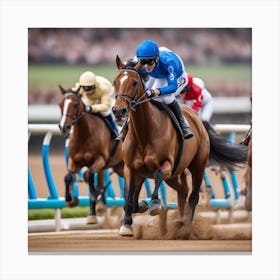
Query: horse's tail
[{"left": 203, "top": 121, "right": 248, "bottom": 171}]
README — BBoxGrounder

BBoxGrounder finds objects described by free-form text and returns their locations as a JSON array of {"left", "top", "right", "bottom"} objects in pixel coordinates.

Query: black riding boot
[
  {"left": 115, "top": 118, "right": 129, "bottom": 142},
  {"left": 105, "top": 114, "right": 118, "bottom": 138},
  {"left": 168, "top": 100, "right": 194, "bottom": 139}
]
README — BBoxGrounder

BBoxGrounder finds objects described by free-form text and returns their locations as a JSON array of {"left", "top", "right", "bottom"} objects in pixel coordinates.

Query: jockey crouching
[
  {"left": 117, "top": 39, "right": 193, "bottom": 141},
  {"left": 74, "top": 71, "right": 118, "bottom": 138},
  {"left": 178, "top": 73, "right": 214, "bottom": 122}
]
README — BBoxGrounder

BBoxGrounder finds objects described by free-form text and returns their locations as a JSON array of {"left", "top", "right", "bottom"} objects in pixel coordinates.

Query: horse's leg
[
  {"left": 149, "top": 160, "right": 173, "bottom": 216},
  {"left": 188, "top": 162, "right": 206, "bottom": 221},
  {"left": 132, "top": 177, "right": 147, "bottom": 213},
  {"left": 96, "top": 170, "right": 105, "bottom": 202},
  {"left": 95, "top": 170, "right": 107, "bottom": 214},
  {"left": 64, "top": 170, "right": 79, "bottom": 207},
  {"left": 149, "top": 169, "right": 164, "bottom": 216},
  {"left": 119, "top": 168, "right": 138, "bottom": 236},
  {"left": 84, "top": 168, "right": 98, "bottom": 224},
  {"left": 166, "top": 173, "right": 189, "bottom": 229},
  {"left": 88, "top": 156, "right": 107, "bottom": 217},
  {"left": 245, "top": 164, "right": 252, "bottom": 211}
]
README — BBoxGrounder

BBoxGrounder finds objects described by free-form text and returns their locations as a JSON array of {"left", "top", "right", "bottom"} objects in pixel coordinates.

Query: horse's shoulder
[{"left": 87, "top": 112, "right": 103, "bottom": 123}]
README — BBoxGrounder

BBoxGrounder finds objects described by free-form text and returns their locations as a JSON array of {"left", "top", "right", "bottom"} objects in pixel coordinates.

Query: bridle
[
  {"left": 114, "top": 68, "right": 151, "bottom": 113},
  {"left": 59, "top": 91, "right": 85, "bottom": 129}
]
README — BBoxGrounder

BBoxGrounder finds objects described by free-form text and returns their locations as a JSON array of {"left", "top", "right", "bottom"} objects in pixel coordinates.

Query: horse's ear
[
  {"left": 116, "top": 55, "right": 124, "bottom": 70},
  {"left": 58, "top": 85, "right": 65, "bottom": 94}
]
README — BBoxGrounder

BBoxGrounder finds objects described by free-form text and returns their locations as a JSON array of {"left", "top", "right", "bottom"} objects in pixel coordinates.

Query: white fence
[{"left": 28, "top": 97, "right": 251, "bottom": 122}]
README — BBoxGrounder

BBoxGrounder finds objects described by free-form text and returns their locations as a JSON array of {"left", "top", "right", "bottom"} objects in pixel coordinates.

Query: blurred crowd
[
  {"left": 29, "top": 28, "right": 251, "bottom": 65},
  {"left": 28, "top": 28, "right": 251, "bottom": 104}
]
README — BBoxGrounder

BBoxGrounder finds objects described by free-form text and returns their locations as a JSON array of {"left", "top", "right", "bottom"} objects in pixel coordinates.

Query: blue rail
[
  {"left": 28, "top": 125, "right": 247, "bottom": 211},
  {"left": 28, "top": 126, "right": 174, "bottom": 210},
  {"left": 203, "top": 132, "right": 241, "bottom": 208}
]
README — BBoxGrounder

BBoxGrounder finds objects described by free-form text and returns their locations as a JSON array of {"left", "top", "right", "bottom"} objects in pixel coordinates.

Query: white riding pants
[
  {"left": 178, "top": 77, "right": 213, "bottom": 121},
  {"left": 145, "top": 73, "right": 188, "bottom": 105}
]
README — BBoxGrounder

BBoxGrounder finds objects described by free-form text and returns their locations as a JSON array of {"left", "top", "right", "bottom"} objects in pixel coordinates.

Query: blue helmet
[{"left": 136, "top": 39, "right": 159, "bottom": 59}]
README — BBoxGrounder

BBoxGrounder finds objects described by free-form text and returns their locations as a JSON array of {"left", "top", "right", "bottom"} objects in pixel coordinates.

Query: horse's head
[
  {"left": 58, "top": 85, "right": 85, "bottom": 138},
  {"left": 112, "top": 55, "right": 145, "bottom": 121}
]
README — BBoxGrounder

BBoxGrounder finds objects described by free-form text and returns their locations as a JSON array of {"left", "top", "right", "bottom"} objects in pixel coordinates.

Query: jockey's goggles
[
  {"left": 82, "top": 85, "right": 96, "bottom": 92},
  {"left": 140, "top": 58, "right": 156, "bottom": 66}
]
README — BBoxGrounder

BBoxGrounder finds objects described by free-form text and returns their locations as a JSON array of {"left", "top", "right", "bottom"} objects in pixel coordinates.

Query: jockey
[
  {"left": 135, "top": 39, "right": 194, "bottom": 139},
  {"left": 178, "top": 73, "right": 213, "bottom": 122},
  {"left": 73, "top": 71, "right": 118, "bottom": 138}
]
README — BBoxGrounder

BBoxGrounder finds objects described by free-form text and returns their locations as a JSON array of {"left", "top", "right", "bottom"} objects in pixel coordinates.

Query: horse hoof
[
  {"left": 149, "top": 199, "right": 161, "bottom": 216},
  {"left": 119, "top": 225, "right": 133, "bottom": 236},
  {"left": 173, "top": 219, "right": 185, "bottom": 229},
  {"left": 66, "top": 197, "right": 79, "bottom": 208},
  {"left": 138, "top": 200, "right": 149, "bottom": 213},
  {"left": 86, "top": 215, "right": 98, "bottom": 224}
]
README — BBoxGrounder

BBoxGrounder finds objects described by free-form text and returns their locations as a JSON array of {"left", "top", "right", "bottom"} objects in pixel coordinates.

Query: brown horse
[
  {"left": 112, "top": 56, "right": 248, "bottom": 236},
  {"left": 245, "top": 133, "right": 252, "bottom": 211},
  {"left": 58, "top": 85, "right": 124, "bottom": 224}
]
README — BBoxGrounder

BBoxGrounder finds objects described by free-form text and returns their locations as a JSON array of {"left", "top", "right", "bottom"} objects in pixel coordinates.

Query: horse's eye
[
  {"left": 74, "top": 103, "right": 78, "bottom": 109},
  {"left": 112, "top": 81, "right": 116, "bottom": 86},
  {"left": 133, "top": 81, "right": 138, "bottom": 87}
]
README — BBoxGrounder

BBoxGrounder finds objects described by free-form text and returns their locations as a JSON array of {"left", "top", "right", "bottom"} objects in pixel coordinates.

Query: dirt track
[
  {"left": 29, "top": 230, "right": 251, "bottom": 253},
  {"left": 28, "top": 205, "right": 252, "bottom": 253},
  {"left": 28, "top": 154, "right": 251, "bottom": 253}
]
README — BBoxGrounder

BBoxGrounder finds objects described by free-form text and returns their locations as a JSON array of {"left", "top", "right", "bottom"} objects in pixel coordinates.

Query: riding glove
[
  {"left": 146, "top": 89, "right": 155, "bottom": 97},
  {"left": 146, "top": 88, "right": 161, "bottom": 97},
  {"left": 85, "top": 105, "right": 92, "bottom": 113}
]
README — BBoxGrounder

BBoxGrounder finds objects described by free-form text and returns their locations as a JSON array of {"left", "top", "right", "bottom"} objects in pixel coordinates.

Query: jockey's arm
[
  {"left": 157, "top": 72, "right": 178, "bottom": 95},
  {"left": 90, "top": 94, "right": 112, "bottom": 113},
  {"left": 191, "top": 94, "right": 203, "bottom": 112}
]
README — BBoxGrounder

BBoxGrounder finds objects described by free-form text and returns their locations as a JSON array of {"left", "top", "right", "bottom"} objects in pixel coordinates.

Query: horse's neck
[
  {"left": 72, "top": 115, "right": 91, "bottom": 139},
  {"left": 130, "top": 102, "right": 160, "bottom": 143}
]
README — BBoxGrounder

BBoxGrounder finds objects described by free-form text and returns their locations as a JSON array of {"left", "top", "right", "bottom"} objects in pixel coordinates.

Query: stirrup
[
  {"left": 182, "top": 127, "right": 193, "bottom": 139},
  {"left": 115, "top": 135, "right": 124, "bottom": 142},
  {"left": 183, "top": 130, "right": 193, "bottom": 139},
  {"left": 115, "top": 131, "right": 126, "bottom": 142}
]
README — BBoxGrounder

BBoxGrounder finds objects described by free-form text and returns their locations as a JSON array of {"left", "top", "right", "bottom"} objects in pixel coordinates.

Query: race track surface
[{"left": 29, "top": 230, "right": 251, "bottom": 253}]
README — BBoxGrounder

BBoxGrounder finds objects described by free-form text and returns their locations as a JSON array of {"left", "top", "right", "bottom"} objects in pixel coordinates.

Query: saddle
[{"left": 150, "top": 99, "right": 184, "bottom": 175}]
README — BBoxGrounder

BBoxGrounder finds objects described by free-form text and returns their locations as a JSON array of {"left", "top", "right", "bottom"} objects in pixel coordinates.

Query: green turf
[
  {"left": 28, "top": 206, "right": 90, "bottom": 220},
  {"left": 28, "top": 63, "right": 251, "bottom": 90}
]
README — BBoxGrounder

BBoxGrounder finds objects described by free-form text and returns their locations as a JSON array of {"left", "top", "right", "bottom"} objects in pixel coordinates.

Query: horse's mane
[
  {"left": 122, "top": 58, "right": 138, "bottom": 69},
  {"left": 66, "top": 88, "right": 77, "bottom": 94}
]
